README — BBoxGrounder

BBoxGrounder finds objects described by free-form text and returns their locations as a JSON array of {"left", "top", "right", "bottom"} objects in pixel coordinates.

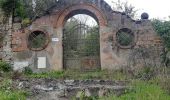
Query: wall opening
[
  {"left": 63, "top": 13, "right": 101, "bottom": 70},
  {"left": 116, "top": 28, "right": 135, "bottom": 49},
  {"left": 28, "top": 31, "right": 49, "bottom": 51}
]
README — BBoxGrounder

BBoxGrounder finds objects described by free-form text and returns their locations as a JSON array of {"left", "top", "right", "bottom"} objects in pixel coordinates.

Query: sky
[
  {"left": 68, "top": 0, "right": 170, "bottom": 26},
  {"left": 105, "top": 0, "right": 170, "bottom": 20}
]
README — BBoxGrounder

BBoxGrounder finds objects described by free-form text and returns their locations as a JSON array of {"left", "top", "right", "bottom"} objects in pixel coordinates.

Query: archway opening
[{"left": 63, "top": 11, "right": 101, "bottom": 70}]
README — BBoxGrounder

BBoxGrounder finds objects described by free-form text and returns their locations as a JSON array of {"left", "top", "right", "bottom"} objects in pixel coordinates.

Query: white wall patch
[
  {"left": 14, "top": 61, "right": 29, "bottom": 71},
  {"left": 38, "top": 57, "right": 46, "bottom": 68},
  {"left": 52, "top": 38, "right": 59, "bottom": 42}
]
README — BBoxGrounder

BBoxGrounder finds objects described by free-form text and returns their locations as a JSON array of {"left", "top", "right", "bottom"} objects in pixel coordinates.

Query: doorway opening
[{"left": 63, "top": 14, "right": 100, "bottom": 70}]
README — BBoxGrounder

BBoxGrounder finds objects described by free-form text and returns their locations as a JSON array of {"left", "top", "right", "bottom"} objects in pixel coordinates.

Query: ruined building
[{"left": 1, "top": 0, "right": 162, "bottom": 72}]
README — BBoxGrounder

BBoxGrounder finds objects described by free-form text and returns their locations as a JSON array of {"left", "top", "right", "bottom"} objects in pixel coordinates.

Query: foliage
[
  {"left": 24, "top": 67, "right": 33, "bottom": 75},
  {"left": 152, "top": 19, "right": 170, "bottom": 66},
  {"left": 100, "top": 80, "right": 170, "bottom": 100},
  {"left": 27, "top": 71, "right": 64, "bottom": 79},
  {"left": 14, "top": 0, "right": 27, "bottom": 19},
  {"left": 0, "top": 0, "right": 15, "bottom": 17},
  {"left": 0, "top": 61, "right": 12, "bottom": 72},
  {"left": 0, "top": 0, "right": 26, "bottom": 18},
  {"left": 152, "top": 19, "right": 170, "bottom": 49},
  {"left": 135, "top": 66, "right": 155, "bottom": 80},
  {"left": 112, "top": 0, "right": 138, "bottom": 19},
  {"left": 150, "top": 75, "right": 170, "bottom": 95},
  {"left": 0, "top": 79, "right": 27, "bottom": 100},
  {"left": 21, "top": 0, "right": 58, "bottom": 19},
  {"left": 28, "top": 31, "right": 47, "bottom": 49},
  {"left": 117, "top": 31, "right": 133, "bottom": 46},
  {"left": 83, "top": 26, "right": 100, "bottom": 56},
  {"left": 64, "top": 17, "right": 100, "bottom": 57},
  {"left": 26, "top": 70, "right": 129, "bottom": 80}
]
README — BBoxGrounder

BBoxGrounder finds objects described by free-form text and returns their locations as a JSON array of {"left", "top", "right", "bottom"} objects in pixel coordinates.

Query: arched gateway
[{"left": 11, "top": 0, "right": 162, "bottom": 71}]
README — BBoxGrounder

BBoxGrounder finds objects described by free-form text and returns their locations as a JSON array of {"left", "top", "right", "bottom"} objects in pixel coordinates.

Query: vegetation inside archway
[{"left": 63, "top": 14, "right": 100, "bottom": 70}]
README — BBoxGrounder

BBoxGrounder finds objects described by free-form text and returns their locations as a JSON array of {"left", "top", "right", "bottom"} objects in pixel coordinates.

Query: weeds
[
  {"left": 99, "top": 80, "right": 170, "bottom": 100},
  {"left": 0, "top": 78, "right": 27, "bottom": 100},
  {"left": 26, "top": 69, "right": 130, "bottom": 80},
  {"left": 0, "top": 61, "right": 12, "bottom": 72}
]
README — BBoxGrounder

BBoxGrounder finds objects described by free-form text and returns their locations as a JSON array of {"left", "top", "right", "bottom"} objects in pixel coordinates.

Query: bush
[
  {"left": 22, "top": 18, "right": 31, "bottom": 27},
  {"left": 0, "top": 61, "right": 12, "bottom": 72},
  {"left": 24, "top": 67, "right": 33, "bottom": 75},
  {"left": 135, "top": 66, "right": 155, "bottom": 80}
]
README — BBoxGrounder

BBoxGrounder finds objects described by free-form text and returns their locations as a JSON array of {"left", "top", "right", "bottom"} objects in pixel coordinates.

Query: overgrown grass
[
  {"left": 0, "top": 78, "right": 27, "bottom": 100},
  {"left": 100, "top": 80, "right": 170, "bottom": 100},
  {"left": 0, "top": 90, "right": 26, "bottom": 100},
  {"left": 26, "top": 69, "right": 130, "bottom": 80},
  {"left": 0, "top": 65, "right": 170, "bottom": 100}
]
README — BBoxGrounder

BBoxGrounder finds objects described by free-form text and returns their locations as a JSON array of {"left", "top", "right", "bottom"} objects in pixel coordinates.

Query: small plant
[
  {"left": 21, "top": 18, "right": 31, "bottom": 27},
  {"left": 0, "top": 79, "right": 12, "bottom": 91},
  {"left": 135, "top": 66, "right": 155, "bottom": 80},
  {"left": 24, "top": 67, "right": 33, "bottom": 75},
  {"left": 0, "top": 61, "right": 12, "bottom": 72}
]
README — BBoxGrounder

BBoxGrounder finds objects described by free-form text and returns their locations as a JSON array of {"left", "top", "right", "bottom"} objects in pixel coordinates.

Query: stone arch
[
  {"left": 53, "top": 3, "right": 108, "bottom": 70},
  {"left": 55, "top": 3, "right": 108, "bottom": 28},
  {"left": 11, "top": 0, "right": 161, "bottom": 71}
]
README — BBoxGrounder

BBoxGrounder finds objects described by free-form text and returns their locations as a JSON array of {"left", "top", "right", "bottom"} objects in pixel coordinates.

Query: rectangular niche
[{"left": 38, "top": 57, "right": 46, "bottom": 68}]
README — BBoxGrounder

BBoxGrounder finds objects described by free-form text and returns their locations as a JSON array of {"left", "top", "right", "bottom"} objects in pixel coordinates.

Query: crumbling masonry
[{"left": 1, "top": 0, "right": 163, "bottom": 72}]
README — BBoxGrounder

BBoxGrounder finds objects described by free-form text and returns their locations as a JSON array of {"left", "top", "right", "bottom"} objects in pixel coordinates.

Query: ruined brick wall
[
  {"left": 11, "top": 0, "right": 163, "bottom": 71},
  {"left": 0, "top": 9, "right": 13, "bottom": 62}
]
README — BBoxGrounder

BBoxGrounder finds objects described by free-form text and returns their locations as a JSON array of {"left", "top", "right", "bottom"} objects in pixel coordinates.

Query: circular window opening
[
  {"left": 28, "top": 31, "right": 49, "bottom": 51},
  {"left": 116, "top": 28, "right": 135, "bottom": 48}
]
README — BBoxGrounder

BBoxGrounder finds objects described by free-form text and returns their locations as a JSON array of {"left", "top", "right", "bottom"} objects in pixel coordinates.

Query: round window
[
  {"left": 28, "top": 31, "right": 49, "bottom": 51},
  {"left": 116, "top": 28, "right": 135, "bottom": 48}
]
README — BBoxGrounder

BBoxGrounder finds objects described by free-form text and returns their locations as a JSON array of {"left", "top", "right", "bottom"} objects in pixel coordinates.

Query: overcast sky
[{"left": 105, "top": 0, "right": 170, "bottom": 20}]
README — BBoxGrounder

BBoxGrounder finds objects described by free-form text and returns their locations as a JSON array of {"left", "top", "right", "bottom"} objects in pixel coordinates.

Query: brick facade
[{"left": 11, "top": 0, "right": 163, "bottom": 71}]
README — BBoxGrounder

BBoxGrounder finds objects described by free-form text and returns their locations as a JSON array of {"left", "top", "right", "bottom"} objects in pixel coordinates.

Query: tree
[
  {"left": 152, "top": 19, "right": 170, "bottom": 66},
  {"left": 112, "top": 0, "right": 138, "bottom": 19},
  {"left": 152, "top": 19, "right": 170, "bottom": 49}
]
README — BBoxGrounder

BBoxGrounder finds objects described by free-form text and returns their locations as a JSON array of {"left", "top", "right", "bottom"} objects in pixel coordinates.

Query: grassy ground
[
  {"left": 0, "top": 69, "right": 170, "bottom": 100},
  {"left": 0, "top": 78, "right": 27, "bottom": 100},
  {"left": 100, "top": 80, "right": 170, "bottom": 100},
  {"left": 26, "top": 69, "right": 131, "bottom": 80}
]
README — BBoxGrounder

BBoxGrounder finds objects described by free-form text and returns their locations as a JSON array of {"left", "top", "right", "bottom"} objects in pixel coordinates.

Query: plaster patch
[
  {"left": 14, "top": 61, "right": 29, "bottom": 70},
  {"left": 38, "top": 57, "right": 46, "bottom": 68}
]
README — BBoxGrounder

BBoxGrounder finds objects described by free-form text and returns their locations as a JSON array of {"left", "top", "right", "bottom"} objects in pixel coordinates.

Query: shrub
[
  {"left": 24, "top": 67, "right": 33, "bottom": 75},
  {"left": 0, "top": 61, "right": 12, "bottom": 72},
  {"left": 22, "top": 18, "right": 31, "bottom": 27},
  {"left": 135, "top": 66, "right": 155, "bottom": 80}
]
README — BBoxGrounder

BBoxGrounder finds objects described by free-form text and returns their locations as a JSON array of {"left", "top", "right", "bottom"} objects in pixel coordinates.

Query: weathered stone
[
  {"left": 98, "top": 87, "right": 108, "bottom": 97},
  {"left": 3, "top": 0, "right": 162, "bottom": 71},
  {"left": 13, "top": 79, "right": 130, "bottom": 99},
  {"left": 34, "top": 85, "right": 54, "bottom": 91}
]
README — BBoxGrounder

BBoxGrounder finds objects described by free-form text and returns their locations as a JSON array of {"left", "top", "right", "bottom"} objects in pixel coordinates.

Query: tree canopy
[{"left": 152, "top": 19, "right": 170, "bottom": 50}]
